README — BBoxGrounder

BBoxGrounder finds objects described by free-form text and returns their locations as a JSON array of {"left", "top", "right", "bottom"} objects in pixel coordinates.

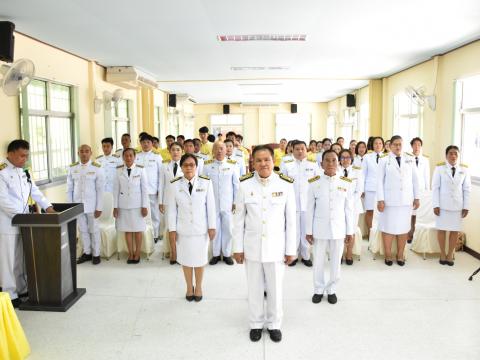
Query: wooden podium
[{"left": 12, "top": 203, "right": 86, "bottom": 312}]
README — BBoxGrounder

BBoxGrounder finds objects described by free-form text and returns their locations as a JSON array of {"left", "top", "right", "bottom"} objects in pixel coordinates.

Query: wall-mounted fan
[
  {"left": 405, "top": 86, "right": 436, "bottom": 111},
  {"left": 0, "top": 58, "right": 35, "bottom": 96}
]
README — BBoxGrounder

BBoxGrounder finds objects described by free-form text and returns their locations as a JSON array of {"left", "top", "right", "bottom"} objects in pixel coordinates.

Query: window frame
[
  {"left": 393, "top": 92, "right": 423, "bottom": 150},
  {"left": 210, "top": 114, "right": 245, "bottom": 139}
]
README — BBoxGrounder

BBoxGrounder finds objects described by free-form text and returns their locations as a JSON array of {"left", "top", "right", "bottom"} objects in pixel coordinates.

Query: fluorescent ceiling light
[
  {"left": 231, "top": 66, "right": 290, "bottom": 71},
  {"left": 218, "top": 34, "right": 306, "bottom": 42}
]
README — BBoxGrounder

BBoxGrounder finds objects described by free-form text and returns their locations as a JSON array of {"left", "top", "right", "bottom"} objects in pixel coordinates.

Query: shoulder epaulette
[
  {"left": 405, "top": 152, "right": 414, "bottom": 157},
  {"left": 283, "top": 159, "right": 293, "bottom": 163},
  {"left": 0, "top": 163, "right": 6, "bottom": 171},
  {"left": 137, "top": 165, "right": 144, "bottom": 168},
  {"left": 162, "top": 159, "right": 170, "bottom": 164},
  {"left": 227, "top": 159, "right": 237, "bottom": 165},
  {"left": 380, "top": 153, "right": 389, "bottom": 158},
  {"left": 460, "top": 163, "right": 468, "bottom": 168},
  {"left": 96, "top": 155, "right": 104, "bottom": 159},
  {"left": 204, "top": 159, "right": 214, "bottom": 165},
  {"left": 116, "top": 165, "right": 124, "bottom": 169},
  {"left": 92, "top": 161, "right": 101, "bottom": 168},
  {"left": 279, "top": 173, "right": 294, "bottom": 183},
  {"left": 152, "top": 149, "right": 162, "bottom": 155},
  {"left": 308, "top": 175, "right": 320, "bottom": 183},
  {"left": 240, "top": 173, "right": 254, "bottom": 182},
  {"left": 340, "top": 176, "right": 352, "bottom": 183},
  {"left": 367, "top": 150, "right": 373, "bottom": 153},
  {"left": 113, "top": 154, "right": 120, "bottom": 158},
  {"left": 307, "top": 159, "right": 316, "bottom": 163},
  {"left": 436, "top": 162, "right": 446, "bottom": 166},
  {"left": 170, "top": 177, "right": 182, "bottom": 183},
  {"left": 134, "top": 149, "right": 141, "bottom": 153},
  {"left": 199, "top": 174, "right": 210, "bottom": 180},
  {"left": 70, "top": 161, "right": 79, "bottom": 167},
  {"left": 423, "top": 154, "right": 429, "bottom": 158},
  {"left": 352, "top": 165, "right": 362, "bottom": 170},
  {"left": 195, "top": 155, "right": 202, "bottom": 159}
]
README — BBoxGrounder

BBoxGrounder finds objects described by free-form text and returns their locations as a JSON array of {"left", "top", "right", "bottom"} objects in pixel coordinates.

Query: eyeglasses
[
  {"left": 340, "top": 157, "right": 352, "bottom": 160},
  {"left": 181, "top": 163, "right": 196, "bottom": 168}
]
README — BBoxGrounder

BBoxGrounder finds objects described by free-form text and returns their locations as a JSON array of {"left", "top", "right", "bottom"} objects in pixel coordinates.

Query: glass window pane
[
  {"left": 462, "top": 75, "right": 480, "bottom": 109},
  {"left": 27, "top": 80, "right": 47, "bottom": 111},
  {"left": 116, "top": 100, "right": 128, "bottom": 118},
  {"left": 462, "top": 113, "right": 480, "bottom": 177},
  {"left": 49, "top": 117, "right": 72, "bottom": 179},
  {"left": 50, "top": 83, "right": 71, "bottom": 112},
  {"left": 28, "top": 116, "right": 48, "bottom": 181}
]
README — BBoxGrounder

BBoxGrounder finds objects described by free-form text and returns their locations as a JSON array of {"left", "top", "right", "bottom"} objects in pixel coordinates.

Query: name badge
[
  {"left": 196, "top": 188, "right": 205, "bottom": 192},
  {"left": 305, "top": 168, "right": 313, "bottom": 171},
  {"left": 222, "top": 168, "right": 230, "bottom": 171},
  {"left": 149, "top": 159, "right": 156, "bottom": 162},
  {"left": 272, "top": 192, "right": 283, "bottom": 197},
  {"left": 87, "top": 172, "right": 95, "bottom": 175},
  {"left": 337, "top": 187, "right": 347, "bottom": 192},
  {"left": 133, "top": 175, "right": 140, "bottom": 178},
  {"left": 405, "top": 159, "right": 413, "bottom": 164}
]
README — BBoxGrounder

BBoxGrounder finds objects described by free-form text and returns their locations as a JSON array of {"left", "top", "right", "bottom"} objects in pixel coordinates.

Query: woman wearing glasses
[{"left": 167, "top": 154, "right": 216, "bottom": 302}]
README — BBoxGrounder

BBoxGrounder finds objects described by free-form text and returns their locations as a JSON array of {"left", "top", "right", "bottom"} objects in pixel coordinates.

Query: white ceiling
[{"left": 2, "top": 0, "right": 480, "bottom": 103}]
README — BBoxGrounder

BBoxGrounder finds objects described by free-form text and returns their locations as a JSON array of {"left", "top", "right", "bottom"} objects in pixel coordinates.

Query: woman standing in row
[
  {"left": 432, "top": 145, "right": 471, "bottom": 266},
  {"left": 353, "top": 141, "right": 367, "bottom": 167}
]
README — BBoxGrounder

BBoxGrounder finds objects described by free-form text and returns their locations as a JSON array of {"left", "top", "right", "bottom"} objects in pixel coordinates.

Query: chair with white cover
[
  {"left": 99, "top": 192, "right": 117, "bottom": 259},
  {"left": 116, "top": 206, "right": 155, "bottom": 260}
]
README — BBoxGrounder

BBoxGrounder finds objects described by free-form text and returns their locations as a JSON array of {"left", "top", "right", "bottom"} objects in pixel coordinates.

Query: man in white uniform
[
  {"left": 203, "top": 142, "right": 240, "bottom": 265},
  {"left": 184, "top": 139, "right": 205, "bottom": 175},
  {"left": 225, "top": 139, "right": 246, "bottom": 176},
  {"left": 96, "top": 137, "right": 122, "bottom": 193},
  {"left": 280, "top": 140, "right": 320, "bottom": 267},
  {"left": 135, "top": 134, "right": 163, "bottom": 241},
  {"left": 115, "top": 133, "right": 132, "bottom": 156},
  {"left": 233, "top": 145, "right": 296, "bottom": 343},
  {"left": 306, "top": 150, "right": 355, "bottom": 305},
  {"left": 0, "top": 140, "right": 55, "bottom": 308},
  {"left": 68, "top": 145, "right": 105, "bottom": 265}
]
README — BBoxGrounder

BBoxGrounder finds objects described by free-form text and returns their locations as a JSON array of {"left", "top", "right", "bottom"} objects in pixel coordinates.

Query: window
[
  {"left": 112, "top": 99, "right": 130, "bottom": 149},
  {"left": 275, "top": 113, "right": 311, "bottom": 142},
  {"left": 326, "top": 113, "right": 336, "bottom": 140},
  {"left": 358, "top": 103, "right": 369, "bottom": 142},
  {"left": 393, "top": 92, "right": 421, "bottom": 150},
  {"left": 341, "top": 109, "right": 356, "bottom": 144},
  {"left": 210, "top": 114, "right": 244, "bottom": 137},
  {"left": 167, "top": 109, "right": 180, "bottom": 136},
  {"left": 455, "top": 74, "right": 480, "bottom": 180},
  {"left": 154, "top": 106, "right": 163, "bottom": 142},
  {"left": 20, "top": 79, "right": 75, "bottom": 184}
]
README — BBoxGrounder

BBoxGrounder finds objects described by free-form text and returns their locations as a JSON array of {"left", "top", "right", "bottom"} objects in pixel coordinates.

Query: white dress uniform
[
  {"left": 67, "top": 160, "right": 105, "bottom": 257},
  {"left": 135, "top": 150, "right": 163, "bottom": 238},
  {"left": 352, "top": 154, "right": 365, "bottom": 168},
  {"left": 194, "top": 155, "right": 205, "bottom": 176},
  {"left": 167, "top": 175, "right": 216, "bottom": 267},
  {"left": 362, "top": 151, "right": 386, "bottom": 210},
  {"left": 228, "top": 155, "right": 246, "bottom": 176},
  {"left": 306, "top": 173, "right": 355, "bottom": 295},
  {"left": 233, "top": 172, "right": 296, "bottom": 330},
  {"left": 202, "top": 158, "right": 240, "bottom": 258},
  {"left": 96, "top": 153, "right": 122, "bottom": 193},
  {"left": 113, "top": 164, "right": 149, "bottom": 232},
  {"left": 315, "top": 151, "right": 324, "bottom": 168},
  {"left": 0, "top": 160, "right": 52, "bottom": 300},
  {"left": 280, "top": 154, "right": 294, "bottom": 168},
  {"left": 280, "top": 158, "right": 320, "bottom": 261},
  {"left": 194, "top": 151, "right": 209, "bottom": 162},
  {"left": 233, "top": 148, "right": 245, "bottom": 167},
  {"left": 115, "top": 147, "right": 128, "bottom": 157},
  {"left": 410, "top": 153, "right": 431, "bottom": 216},
  {"left": 341, "top": 165, "right": 365, "bottom": 222},
  {"left": 432, "top": 162, "right": 471, "bottom": 231},
  {"left": 377, "top": 153, "right": 419, "bottom": 235}
]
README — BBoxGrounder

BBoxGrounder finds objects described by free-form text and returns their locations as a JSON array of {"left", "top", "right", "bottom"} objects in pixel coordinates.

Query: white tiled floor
[{"left": 16, "top": 241, "right": 480, "bottom": 360}]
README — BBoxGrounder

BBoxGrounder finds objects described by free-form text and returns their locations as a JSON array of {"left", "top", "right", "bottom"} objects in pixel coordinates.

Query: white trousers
[
  {"left": 78, "top": 213, "right": 100, "bottom": 257},
  {"left": 0, "top": 234, "right": 27, "bottom": 300},
  {"left": 245, "top": 260, "right": 285, "bottom": 330},
  {"left": 313, "top": 238, "right": 344, "bottom": 295},
  {"left": 212, "top": 211, "right": 232, "bottom": 257},
  {"left": 149, "top": 194, "right": 160, "bottom": 238},
  {"left": 296, "top": 211, "right": 310, "bottom": 260}
]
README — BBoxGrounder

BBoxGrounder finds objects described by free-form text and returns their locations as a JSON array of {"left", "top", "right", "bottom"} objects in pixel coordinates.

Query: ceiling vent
[
  {"left": 106, "top": 66, "right": 158, "bottom": 89},
  {"left": 240, "top": 102, "right": 279, "bottom": 107},
  {"left": 218, "top": 34, "right": 306, "bottom": 42}
]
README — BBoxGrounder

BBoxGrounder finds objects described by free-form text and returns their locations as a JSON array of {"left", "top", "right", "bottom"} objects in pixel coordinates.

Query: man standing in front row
[
  {"left": 0, "top": 140, "right": 55, "bottom": 307},
  {"left": 306, "top": 150, "right": 355, "bottom": 305},
  {"left": 233, "top": 145, "right": 296, "bottom": 343},
  {"left": 69, "top": 145, "right": 105, "bottom": 265}
]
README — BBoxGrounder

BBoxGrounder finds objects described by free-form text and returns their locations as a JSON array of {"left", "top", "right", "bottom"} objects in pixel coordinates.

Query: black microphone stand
[{"left": 468, "top": 267, "right": 480, "bottom": 281}]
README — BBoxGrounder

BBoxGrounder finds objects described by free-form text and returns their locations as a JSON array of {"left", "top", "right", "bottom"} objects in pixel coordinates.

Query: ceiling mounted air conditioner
[{"left": 106, "top": 66, "right": 158, "bottom": 89}]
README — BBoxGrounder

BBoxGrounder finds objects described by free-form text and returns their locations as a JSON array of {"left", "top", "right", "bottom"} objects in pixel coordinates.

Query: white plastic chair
[
  {"left": 116, "top": 206, "right": 155, "bottom": 260},
  {"left": 99, "top": 192, "right": 117, "bottom": 259}
]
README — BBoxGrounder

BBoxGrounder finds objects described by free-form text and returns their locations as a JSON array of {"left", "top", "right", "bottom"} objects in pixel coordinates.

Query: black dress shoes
[
  {"left": 312, "top": 294, "right": 323, "bottom": 304},
  {"left": 301, "top": 259, "right": 313, "bottom": 267},
  {"left": 224, "top": 256, "right": 234, "bottom": 265},
  {"left": 170, "top": 260, "right": 177, "bottom": 265},
  {"left": 92, "top": 256, "right": 101, "bottom": 265},
  {"left": 194, "top": 295, "right": 203, "bottom": 302},
  {"left": 154, "top": 237, "right": 159, "bottom": 244},
  {"left": 288, "top": 259, "right": 298, "bottom": 267},
  {"left": 384, "top": 259, "right": 393, "bottom": 266},
  {"left": 186, "top": 287, "right": 195, "bottom": 302},
  {"left": 327, "top": 294, "right": 337, "bottom": 304},
  {"left": 209, "top": 256, "right": 221, "bottom": 265},
  {"left": 345, "top": 259, "right": 354, "bottom": 265},
  {"left": 76, "top": 253, "right": 92, "bottom": 264},
  {"left": 267, "top": 329, "right": 282, "bottom": 342},
  {"left": 439, "top": 259, "right": 447, "bottom": 265},
  {"left": 249, "top": 329, "right": 262, "bottom": 342},
  {"left": 397, "top": 259, "right": 405, "bottom": 266},
  {"left": 407, "top": 239, "right": 412, "bottom": 244},
  {"left": 11, "top": 298, "right": 21, "bottom": 308},
  {"left": 127, "top": 258, "right": 135, "bottom": 264},
  {"left": 446, "top": 260, "right": 454, "bottom": 266}
]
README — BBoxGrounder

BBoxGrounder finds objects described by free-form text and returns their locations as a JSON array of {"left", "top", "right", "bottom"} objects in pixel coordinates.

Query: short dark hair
[
  {"left": 169, "top": 141, "right": 184, "bottom": 150},
  {"left": 140, "top": 134, "right": 153, "bottom": 142},
  {"left": 177, "top": 135, "right": 185, "bottom": 140},
  {"left": 184, "top": 139, "right": 194, "bottom": 146},
  {"left": 292, "top": 140, "right": 307, "bottom": 149},
  {"left": 199, "top": 126, "right": 209, "bottom": 134},
  {"left": 322, "top": 149, "right": 337, "bottom": 161},
  {"left": 138, "top": 132, "right": 149, "bottom": 138},
  {"left": 322, "top": 138, "right": 332, "bottom": 144},
  {"left": 252, "top": 144, "right": 274, "bottom": 159},
  {"left": 7, "top": 139, "right": 30, "bottom": 152},
  {"left": 309, "top": 140, "right": 317, "bottom": 145},
  {"left": 122, "top": 148, "right": 136, "bottom": 157},
  {"left": 390, "top": 135, "right": 402, "bottom": 143},
  {"left": 410, "top": 137, "right": 423, "bottom": 146},
  {"left": 350, "top": 139, "right": 357, "bottom": 144},
  {"left": 207, "top": 134, "right": 215, "bottom": 143},
  {"left": 180, "top": 153, "right": 198, "bottom": 167},
  {"left": 317, "top": 140, "right": 323, "bottom": 145},
  {"left": 235, "top": 134, "right": 244, "bottom": 141},
  {"left": 165, "top": 135, "right": 175, "bottom": 141},
  {"left": 372, "top": 136, "right": 385, "bottom": 147},
  {"left": 224, "top": 139, "right": 234, "bottom": 145},
  {"left": 193, "top": 138, "right": 201, "bottom": 145},
  {"left": 101, "top": 137, "right": 114, "bottom": 146},
  {"left": 152, "top": 136, "right": 160, "bottom": 143},
  {"left": 226, "top": 131, "right": 236, "bottom": 138},
  {"left": 331, "top": 143, "right": 342, "bottom": 150},
  {"left": 336, "top": 137, "right": 344, "bottom": 142},
  {"left": 355, "top": 141, "right": 367, "bottom": 155},
  {"left": 121, "top": 133, "right": 131, "bottom": 139},
  {"left": 280, "top": 138, "right": 287, "bottom": 142},
  {"left": 445, "top": 145, "right": 459, "bottom": 155},
  {"left": 339, "top": 149, "right": 353, "bottom": 160}
]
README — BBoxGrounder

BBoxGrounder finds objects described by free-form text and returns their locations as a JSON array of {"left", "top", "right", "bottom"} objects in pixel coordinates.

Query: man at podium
[{"left": 0, "top": 140, "right": 55, "bottom": 308}]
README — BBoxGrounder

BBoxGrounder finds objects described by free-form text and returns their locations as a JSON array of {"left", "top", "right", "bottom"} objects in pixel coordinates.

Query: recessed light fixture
[
  {"left": 218, "top": 34, "right": 306, "bottom": 42},
  {"left": 231, "top": 66, "right": 290, "bottom": 71}
]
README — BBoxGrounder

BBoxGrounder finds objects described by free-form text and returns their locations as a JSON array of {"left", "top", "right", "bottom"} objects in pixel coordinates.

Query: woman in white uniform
[
  {"left": 377, "top": 136, "right": 420, "bottom": 266},
  {"left": 159, "top": 142, "right": 184, "bottom": 264},
  {"left": 113, "top": 148, "right": 149, "bottom": 264},
  {"left": 339, "top": 149, "right": 364, "bottom": 265},
  {"left": 432, "top": 145, "right": 471, "bottom": 266},
  {"left": 167, "top": 154, "right": 216, "bottom": 302},
  {"left": 353, "top": 141, "right": 367, "bottom": 168},
  {"left": 362, "top": 137, "right": 385, "bottom": 234}
]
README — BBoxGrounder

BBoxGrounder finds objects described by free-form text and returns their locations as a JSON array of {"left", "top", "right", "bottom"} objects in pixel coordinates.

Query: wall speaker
[
  {"left": 291, "top": 103, "right": 297, "bottom": 113},
  {"left": 223, "top": 104, "right": 230, "bottom": 114},
  {"left": 168, "top": 94, "right": 176, "bottom": 108},
  {"left": 0, "top": 21, "right": 15, "bottom": 63},
  {"left": 346, "top": 94, "right": 356, "bottom": 108}
]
